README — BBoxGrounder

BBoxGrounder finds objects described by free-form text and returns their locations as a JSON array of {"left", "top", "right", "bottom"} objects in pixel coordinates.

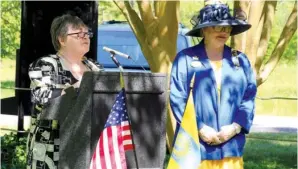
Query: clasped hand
[{"left": 199, "top": 124, "right": 238, "bottom": 146}]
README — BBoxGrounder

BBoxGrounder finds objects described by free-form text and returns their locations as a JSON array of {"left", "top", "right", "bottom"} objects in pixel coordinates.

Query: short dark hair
[{"left": 50, "top": 14, "right": 88, "bottom": 51}]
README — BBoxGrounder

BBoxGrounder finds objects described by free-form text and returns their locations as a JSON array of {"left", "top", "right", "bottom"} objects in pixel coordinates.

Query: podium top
[{"left": 81, "top": 72, "right": 168, "bottom": 94}]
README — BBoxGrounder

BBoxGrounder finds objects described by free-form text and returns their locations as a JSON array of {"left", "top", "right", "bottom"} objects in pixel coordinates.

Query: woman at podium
[{"left": 26, "top": 14, "right": 103, "bottom": 169}]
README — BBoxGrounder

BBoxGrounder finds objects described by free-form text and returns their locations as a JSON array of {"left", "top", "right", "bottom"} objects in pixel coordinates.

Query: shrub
[{"left": 1, "top": 132, "right": 27, "bottom": 169}]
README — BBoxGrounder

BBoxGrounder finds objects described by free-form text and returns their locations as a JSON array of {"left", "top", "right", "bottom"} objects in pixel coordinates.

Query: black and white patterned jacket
[{"left": 28, "top": 54, "right": 104, "bottom": 106}]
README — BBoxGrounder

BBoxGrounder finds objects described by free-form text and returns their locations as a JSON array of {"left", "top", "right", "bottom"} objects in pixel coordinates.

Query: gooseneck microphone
[
  {"left": 102, "top": 46, "right": 147, "bottom": 71},
  {"left": 103, "top": 46, "right": 131, "bottom": 59}
]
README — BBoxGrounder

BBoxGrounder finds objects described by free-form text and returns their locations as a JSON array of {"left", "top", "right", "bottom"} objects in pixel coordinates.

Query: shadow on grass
[
  {"left": 244, "top": 138, "right": 297, "bottom": 169},
  {"left": 1, "top": 80, "right": 15, "bottom": 88},
  {"left": 247, "top": 132, "right": 297, "bottom": 142}
]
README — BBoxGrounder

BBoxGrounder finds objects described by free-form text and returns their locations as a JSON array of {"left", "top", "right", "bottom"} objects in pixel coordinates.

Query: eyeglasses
[
  {"left": 212, "top": 26, "right": 232, "bottom": 33},
  {"left": 67, "top": 31, "right": 93, "bottom": 39}
]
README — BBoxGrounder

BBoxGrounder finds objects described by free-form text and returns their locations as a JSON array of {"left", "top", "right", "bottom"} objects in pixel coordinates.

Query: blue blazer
[{"left": 170, "top": 40, "right": 257, "bottom": 160}]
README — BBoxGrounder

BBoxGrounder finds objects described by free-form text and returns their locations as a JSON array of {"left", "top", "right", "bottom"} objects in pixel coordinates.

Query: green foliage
[
  {"left": 1, "top": 132, "right": 27, "bottom": 169},
  {"left": 283, "top": 35, "right": 297, "bottom": 64},
  {"left": 0, "top": 1, "right": 21, "bottom": 59},
  {"left": 98, "top": 1, "right": 126, "bottom": 24},
  {"left": 179, "top": 1, "right": 203, "bottom": 29}
]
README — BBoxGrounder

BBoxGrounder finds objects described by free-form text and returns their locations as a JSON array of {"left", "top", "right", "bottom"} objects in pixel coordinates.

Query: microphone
[
  {"left": 103, "top": 46, "right": 147, "bottom": 72},
  {"left": 103, "top": 46, "right": 131, "bottom": 59}
]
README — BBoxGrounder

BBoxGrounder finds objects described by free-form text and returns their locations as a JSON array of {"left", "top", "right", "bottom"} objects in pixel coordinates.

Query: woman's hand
[
  {"left": 199, "top": 125, "right": 221, "bottom": 145},
  {"left": 217, "top": 123, "right": 241, "bottom": 143},
  {"left": 72, "top": 80, "right": 81, "bottom": 88},
  {"left": 61, "top": 81, "right": 81, "bottom": 96}
]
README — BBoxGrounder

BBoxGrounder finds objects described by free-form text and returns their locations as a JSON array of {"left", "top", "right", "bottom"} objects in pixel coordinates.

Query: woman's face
[
  {"left": 60, "top": 25, "right": 91, "bottom": 56},
  {"left": 202, "top": 26, "right": 232, "bottom": 48}
]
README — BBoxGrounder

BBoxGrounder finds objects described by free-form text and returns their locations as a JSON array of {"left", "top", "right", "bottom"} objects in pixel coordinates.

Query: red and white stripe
[
  {"left": 121, "top": 121, "right": 133, "bottom": 151},
  {"left": 89, "top": 121, "right": 133, "bottom": 169}
]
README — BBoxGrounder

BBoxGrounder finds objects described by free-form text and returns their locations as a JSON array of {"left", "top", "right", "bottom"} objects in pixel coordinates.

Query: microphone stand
[
  {"left": 110, "top": 53, "right": 140, "bottom": 169},
  {"left": 110, "top": 53, "right": 124, "bottom": 72}
]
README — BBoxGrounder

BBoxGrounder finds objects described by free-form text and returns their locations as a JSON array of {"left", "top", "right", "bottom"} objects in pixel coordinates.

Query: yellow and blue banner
[{"left": 167, "top": 89, "right": 201, "bottom": 169}]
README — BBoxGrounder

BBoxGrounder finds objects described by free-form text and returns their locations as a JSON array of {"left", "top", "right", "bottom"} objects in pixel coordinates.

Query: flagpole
[
  {"left": 124, "top": 97, "right": 140, "bottom": 169},
  {"left": 119, "top": 68, "right": 140, "bottom": 169}
]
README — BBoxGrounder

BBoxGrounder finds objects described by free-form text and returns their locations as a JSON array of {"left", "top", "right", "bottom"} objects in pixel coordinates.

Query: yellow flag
[{"left": 167, "top": 89, "right": 201, "bottom": 169}]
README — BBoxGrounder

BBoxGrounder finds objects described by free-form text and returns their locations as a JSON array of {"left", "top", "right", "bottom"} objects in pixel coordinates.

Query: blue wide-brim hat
[{"left": 186, "top": 3, "right": 251, "bottom": 37}]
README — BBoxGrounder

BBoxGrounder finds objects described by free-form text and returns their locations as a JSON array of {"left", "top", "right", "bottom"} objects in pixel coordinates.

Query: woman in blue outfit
[{"left": 170, "top": 1, "right": 257, "bottom": 168}]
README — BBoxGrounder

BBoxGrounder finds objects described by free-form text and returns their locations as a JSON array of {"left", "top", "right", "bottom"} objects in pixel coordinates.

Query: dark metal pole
[{"left": 15, "top": 48, "right": 26, "bottom": 137}]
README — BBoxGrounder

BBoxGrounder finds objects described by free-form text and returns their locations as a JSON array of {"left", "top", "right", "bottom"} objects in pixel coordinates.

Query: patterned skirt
[{"left": 26, "top": 116, "right": 60, "bottom": 169}]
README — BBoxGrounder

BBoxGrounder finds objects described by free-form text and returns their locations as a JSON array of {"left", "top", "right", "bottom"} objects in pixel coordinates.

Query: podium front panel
[
  {"left": 40, "top": 72, "right": 168, "bottom": 169},
  {"left": 90, "top": 72, "right": 167, "bottom": 169}
]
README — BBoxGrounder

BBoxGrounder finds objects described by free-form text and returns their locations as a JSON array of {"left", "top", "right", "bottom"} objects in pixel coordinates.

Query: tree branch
[
  {"left": 255, "top": 1, "right": 277, "bottom": 73},
  {"left": 154, "top": 1, "right": 166, "bottom": 19},
  {"left": 157, "top": 1, "right": 180, "bottom": 43},
  {"left": 245, "top": 1, "right": 265, "bottom": 65},
  {"left": 137, "top": 1, "right": 155, "bottom": 26},
  {"left": 113, "top": 0, "right": 147, "bottom": 47},
  {"left": 258, "top": 1, "right": 297, "bottom": 86},
  {"left": 252, "top": 7, "right": 265, "bottom": 69},
  {"left": 153, "top": 1, "right": 159, "bottom": 18},
  {"left": 136, "top": 0, "right": 158, "bottom": 47}
]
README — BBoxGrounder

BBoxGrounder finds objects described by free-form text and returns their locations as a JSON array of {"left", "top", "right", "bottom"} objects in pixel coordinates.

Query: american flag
[{"left": 89, "top": 89, "right": 133, "bottom": 169}]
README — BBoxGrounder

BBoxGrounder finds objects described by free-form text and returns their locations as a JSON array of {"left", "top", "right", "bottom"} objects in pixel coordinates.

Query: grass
[
  {"left": 0, "top": 58, "right": 16, "bottom": 98},
  {"left": 256, "top": 63, "right": 297, "bottom": 116},
  {"left": 164, "top": 133, "right": 297, "bottom": 169},
  {"left": 0, "top": 58, "right": 16, "bottom": 81},
  {"left": 244, "top": 136, "right": 297, "bottom": 169},
  {"left": 247, "top": 132, "right": 297, "bottom": 142},
  {"left": 1, "top": 81, "right": 15, "bottom": 98},
  {"left": 0, "top": 89, "right": 15, "bottom": 99}
]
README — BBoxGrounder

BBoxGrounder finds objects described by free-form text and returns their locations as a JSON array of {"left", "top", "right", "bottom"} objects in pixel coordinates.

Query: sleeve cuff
[
  {"left": 197, "top": 120, "right": 205, "bottom": 131},
  {"left": 232, "top": 122, "right": 242, "bottom": 134},
  {"left": 233, "top": 118, "right": 252, "bottom": 134}
]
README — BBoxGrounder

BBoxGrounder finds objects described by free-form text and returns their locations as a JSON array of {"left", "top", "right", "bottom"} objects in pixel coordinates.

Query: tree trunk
[
  {"left": 114, "top": 1, "right": 179, "bottom": 73},
  {"left": 245, "top": 0, "right": 265, "bottom": 66},
  {"left": 114, "top": 0, "right": 180, "bottom": 150},
  {"left": 255, "top": 1, "right": 277, "bottom": 73},
  {"left": 231, "top": 1, "right": 250, "bottom": 52},
  {"left": 232, "top": 1, "right": 296, "bottom": 87},
  {"left": 257, "top": 1, "right": 297, "bottom": 86}
]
